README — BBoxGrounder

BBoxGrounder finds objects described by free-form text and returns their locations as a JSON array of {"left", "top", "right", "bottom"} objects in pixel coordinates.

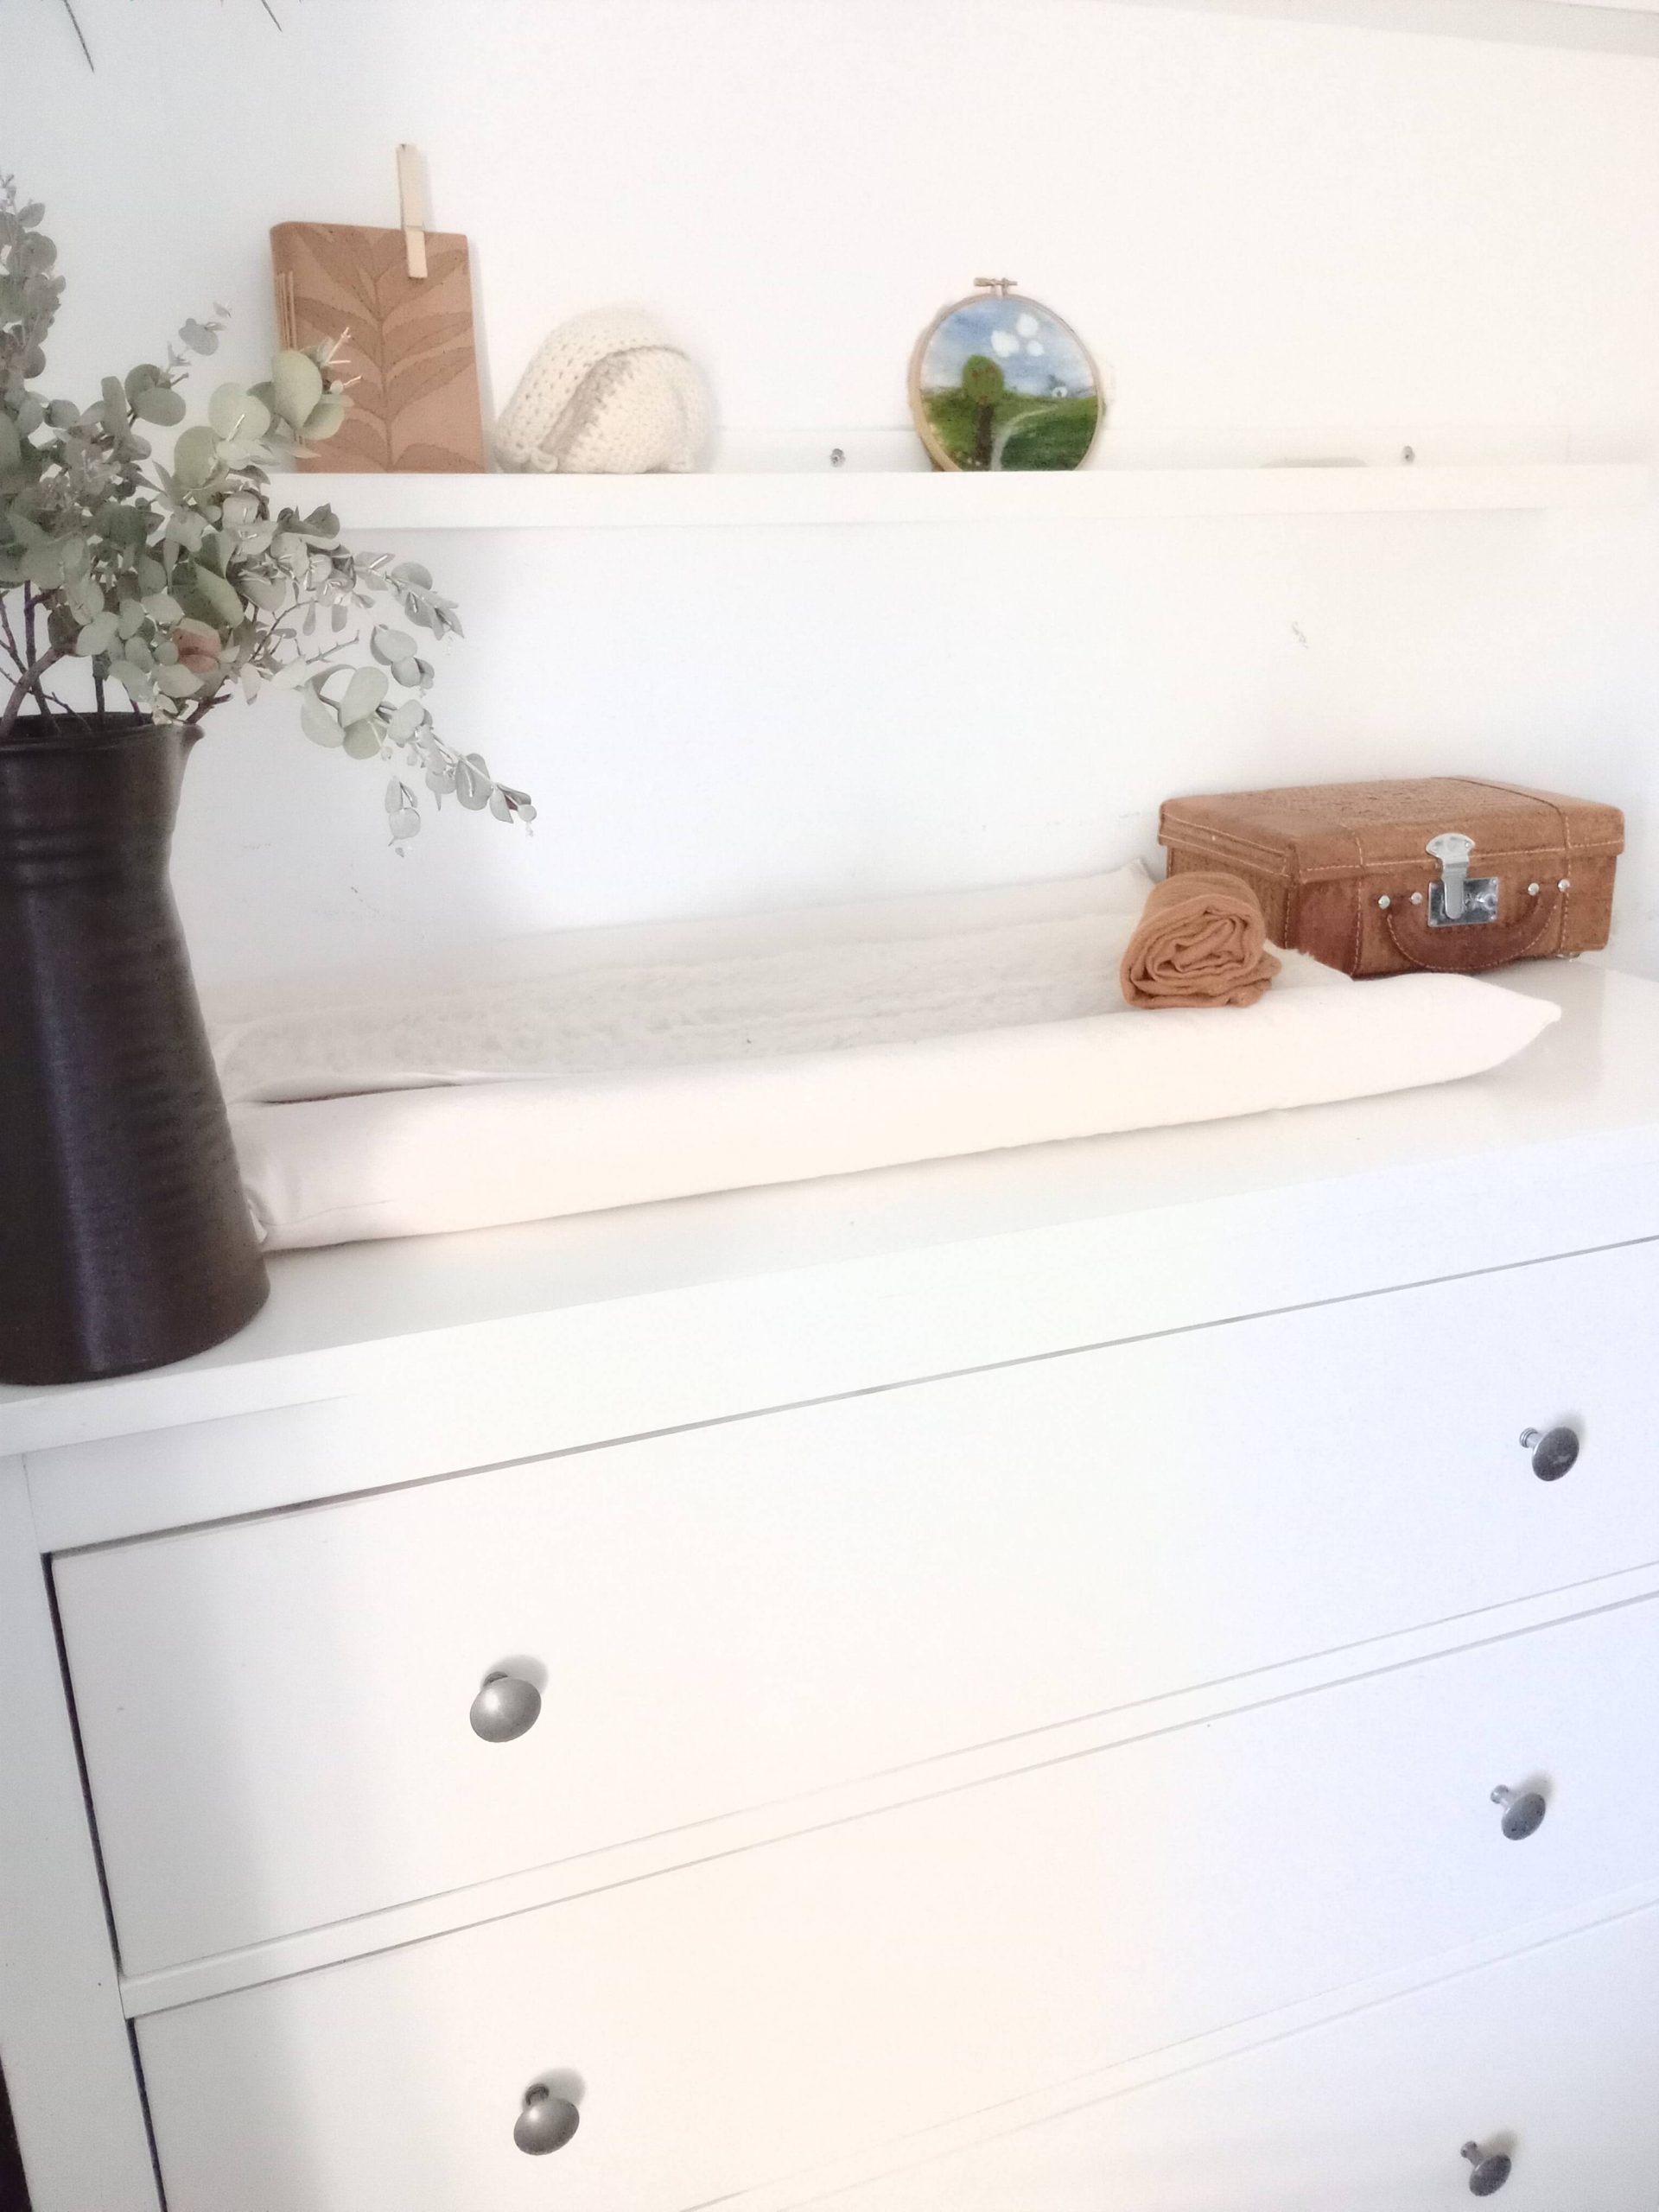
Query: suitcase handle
[{"left": 1382, "top": 884, "right": 1560, "bottom": 973}]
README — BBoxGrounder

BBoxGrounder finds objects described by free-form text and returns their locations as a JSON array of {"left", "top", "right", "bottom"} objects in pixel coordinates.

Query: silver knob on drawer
[
  {"left": 1461, "top": 2140, "right": 1512, "bottom": 2195},
  {"left": 1520, "top": 1425, "right": 1580, "bottom": 1482},
  {"left": 1491, "top": 1784, "right": 1547, "bottom": 1841},
  {"left": 469, "top": 1670, "right": 542, "bottom": 1744},
  {"left": 514, "top": 2084, "right": 581, "bottom": 2156}
]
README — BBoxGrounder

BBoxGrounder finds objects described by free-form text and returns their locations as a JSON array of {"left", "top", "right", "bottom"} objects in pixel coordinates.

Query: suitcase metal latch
[{"left": 1425, "top": 833, "right": 1498, "bottom": 928}]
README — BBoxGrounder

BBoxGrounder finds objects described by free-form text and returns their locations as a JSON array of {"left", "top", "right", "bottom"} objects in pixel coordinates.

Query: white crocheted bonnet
[{"left": 493, "top": 308, "right": 713, "bottom": 474}]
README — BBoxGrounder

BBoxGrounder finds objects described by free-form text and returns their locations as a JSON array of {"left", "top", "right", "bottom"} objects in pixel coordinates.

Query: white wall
[{"left": 4, "top": 0, "right": 1658, "bottom": 985}]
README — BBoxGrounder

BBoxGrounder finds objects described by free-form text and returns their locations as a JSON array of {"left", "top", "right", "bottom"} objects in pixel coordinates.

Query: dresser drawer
[
  {"left": 58, "top": 1237, "right": 1659, "bottom": 1975},
  {"left": 137, "top": 1598, "right": 1659, "bottom": 2211},
  {"left": 817, "top": 1904, "right": 1659, "bottom": 2212}
]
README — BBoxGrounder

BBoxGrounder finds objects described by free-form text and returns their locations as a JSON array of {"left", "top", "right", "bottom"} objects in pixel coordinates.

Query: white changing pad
[{"left": 212, "top": 865, "right": 1560, "bottom": 1251}]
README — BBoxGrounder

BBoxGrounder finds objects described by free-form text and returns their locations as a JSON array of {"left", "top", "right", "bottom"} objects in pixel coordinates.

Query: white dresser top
[{"left": 5, "top": 961, "right": 1659, "bottom": 1471}]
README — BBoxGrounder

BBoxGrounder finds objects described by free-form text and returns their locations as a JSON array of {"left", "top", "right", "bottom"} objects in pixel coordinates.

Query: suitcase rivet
[
  {"left": 1376, "top": 894, "right": 1391, "bottom": 910},
  {"left": 1558, "top": 878, "right": 1571, "bottom": 893},
  {"left": 1410, "top": 892, "right": 1423, "bottom": 906},
  {"left": 1528, "top": 882, "right": 1541, "bottom": 897}
]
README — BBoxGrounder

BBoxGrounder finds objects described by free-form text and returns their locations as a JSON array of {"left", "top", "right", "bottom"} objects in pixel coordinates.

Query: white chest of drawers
[{"left": 3, "top": 960, "right": 1659, "bottom": 2212}]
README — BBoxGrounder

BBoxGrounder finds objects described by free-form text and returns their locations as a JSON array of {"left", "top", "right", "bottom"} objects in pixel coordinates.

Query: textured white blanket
[{"left": 213, "top": 866, "right": 1560, "bottom": 1250}]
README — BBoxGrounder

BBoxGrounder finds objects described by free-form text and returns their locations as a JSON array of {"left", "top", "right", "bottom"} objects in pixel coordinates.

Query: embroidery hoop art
[{"left": 908, "top": 279, "right": 1105, "bottom": 474}]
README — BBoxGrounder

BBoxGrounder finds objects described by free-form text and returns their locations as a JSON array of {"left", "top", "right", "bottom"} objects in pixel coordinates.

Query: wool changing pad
[{"left": 211, "top": 864, "right": 1560, "bottom": 1251}]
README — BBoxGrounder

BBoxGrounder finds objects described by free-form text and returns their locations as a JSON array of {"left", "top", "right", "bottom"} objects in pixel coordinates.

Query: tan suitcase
[{"left": 1159, "top": 778, "right": 1623, "bottom": 978}]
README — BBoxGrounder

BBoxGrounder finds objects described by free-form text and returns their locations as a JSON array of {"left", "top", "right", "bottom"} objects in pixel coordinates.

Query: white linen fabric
[{"left": 213, "top": 866, "right": 1560, "bottom": 1251}]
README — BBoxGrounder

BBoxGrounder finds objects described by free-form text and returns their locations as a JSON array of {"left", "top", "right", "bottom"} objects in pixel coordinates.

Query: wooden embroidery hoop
[{"left": 907, "top": 278, "right": 1104, "bottom": 474}]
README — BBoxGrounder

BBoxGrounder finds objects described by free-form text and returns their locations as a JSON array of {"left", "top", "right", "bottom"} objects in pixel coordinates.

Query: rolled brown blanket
[{"left": 1120, "top": 870, "right": 1282, "bottom": 1009}]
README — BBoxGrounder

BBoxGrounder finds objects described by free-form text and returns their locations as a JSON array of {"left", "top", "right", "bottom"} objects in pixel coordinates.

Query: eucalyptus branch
[
  {"left": 1, "top": 646, "right": 68, "bottom": 741},
  {"left": 1, "top": 180, "right": 530, "bottom": 837},
  {"left": 183, "top": 687, "right": 228, "bottom": 728}
]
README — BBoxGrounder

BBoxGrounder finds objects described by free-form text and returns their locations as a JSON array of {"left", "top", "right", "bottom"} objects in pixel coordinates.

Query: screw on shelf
[
  {"left": 1490, "top": 1784, "right": 1548, "bottom": 1840},
  {"left": 1461, "top": 2141, "right": 1512, "bottom": 2196}
]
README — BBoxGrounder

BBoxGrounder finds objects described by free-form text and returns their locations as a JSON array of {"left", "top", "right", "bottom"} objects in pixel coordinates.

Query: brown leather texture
[{"left": 1159, "top": 778, "right": 1623, "bottom": 979}]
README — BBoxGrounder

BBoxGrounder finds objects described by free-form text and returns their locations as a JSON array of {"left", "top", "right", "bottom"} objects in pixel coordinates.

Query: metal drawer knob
[
  {"left": 514, "top": 2084, "right": 581, "bottom": 2157},
  {"left": 469, "top": 1669, "right": 541, "bottom": 1744},
  {"left": 1491, "top": 1784, "right": 1547, "bottom": 1841},
  {"left": 1520, "top": 1425, "right": 1580, "bottom": 1482},
  {"left": 1461, "top": 2140, "right": 1512, "bottom": 2195}
]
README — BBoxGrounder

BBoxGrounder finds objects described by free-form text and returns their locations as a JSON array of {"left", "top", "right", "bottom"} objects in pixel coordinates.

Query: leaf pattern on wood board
[
  {"left": 365, "top": 228, "right": 409, "bottom": 281},
  {"left": 291, "top": 296, "right": 357, "bottom": 351},
  {"left": 383, "top": 309, "right": 474, "bottom": 358},
  {"left": 272, "top": 224, "right": 484, "bottom": 473},
  {"left": 295, "top": 228, "right": 377, "bottom": 316},
  {"left": 385, "top": 349, "right": 473, "bottom": 420},
  {"left": 394, "top": 440, "right": 477, "bottom": 472},
  {"left": 329, "top": 412, "right": 391, "bottom": 465},
  {"left": 376, "top": 244, "right": 469, "bottom": 314}
]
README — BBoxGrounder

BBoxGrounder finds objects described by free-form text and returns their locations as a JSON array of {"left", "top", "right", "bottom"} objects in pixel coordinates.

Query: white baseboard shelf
[{"left": 276, "top": 461, "right": 1649, "bottom": 533}]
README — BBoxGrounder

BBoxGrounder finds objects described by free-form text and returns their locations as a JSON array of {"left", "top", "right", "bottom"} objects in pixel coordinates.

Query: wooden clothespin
[{"left": 397, "top": 143, "right": 428, "bottom": 280}]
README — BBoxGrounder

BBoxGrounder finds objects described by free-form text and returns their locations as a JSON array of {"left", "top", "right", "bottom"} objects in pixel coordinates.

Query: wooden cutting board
[{"left": 270, "top": 222, "right": 486, "bottom": 473}]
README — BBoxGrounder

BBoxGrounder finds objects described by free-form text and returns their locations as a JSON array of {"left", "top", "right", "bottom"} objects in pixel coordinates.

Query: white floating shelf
[
  {"left": 1111, "top": 0, "right": 1659, "bottom": 54},
  {"left": 277, "top": 462, "right": 1649, "bottom": 533}
]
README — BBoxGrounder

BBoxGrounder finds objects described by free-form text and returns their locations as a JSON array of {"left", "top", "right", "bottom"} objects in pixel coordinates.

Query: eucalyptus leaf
[
  {"left": 172, "top": 423, "right": 220, "bottom": 487},
  {"left": 453, "top": 756, "right": 491, "bottom": 810},
  {"left": 300, "top": 690, "right": 343, "bottom": 747},
  {"left": 75, "top": 610, "right": 119, "bottom": 657},
  {"left": 155, "top": 663, "right": 201, "bottom": 699},
  {"left": 301, "top": 395, "right": 346, "bottom": 443},
  {"left": 194, "top": 564, "right": 245, "bottom": 628},
  {"left": 132, "top": 384, "right": 186, "bottom": 427},
  {"left": 341, "top": 719, "right": 382, "bottom": 760},
  {"left": 370, "top": 626, "right": 416, "bottom": 665},
  {"left": 179, "top": 318, "right": 219, "bottom": 355},
  {"left": 270, "top": 348, "right": 323, "bottom": 431},
  {"left": 340, "top": 665, "right": 388, "bottom": 724},
  {"left": 208, "top": 383, "right": 271, "bottom": 442},
  {"left": 238, "top": 569, "right": 287, "bottom": 613}
]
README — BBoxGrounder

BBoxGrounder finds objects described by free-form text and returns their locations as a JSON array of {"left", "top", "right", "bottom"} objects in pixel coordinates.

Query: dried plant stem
[
  {"left": 0, "top": 593, "right": 22, "bottom": 681},
  {"left": 56, "top": 0, "right": 93, "bottom": 69},
  {"left": 18, "top": 590, "right": 52, "bottom": 721},
  {"left": 1, "top": 648, "right": 69, "bottom": 741},
  {"left": 184, "top": 687, "right": 228, "bottom": 728}
]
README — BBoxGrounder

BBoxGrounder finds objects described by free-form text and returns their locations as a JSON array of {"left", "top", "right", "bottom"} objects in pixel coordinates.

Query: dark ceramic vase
[{"left": 0, "top": 715, "right": 267, "bottom": 1385}]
